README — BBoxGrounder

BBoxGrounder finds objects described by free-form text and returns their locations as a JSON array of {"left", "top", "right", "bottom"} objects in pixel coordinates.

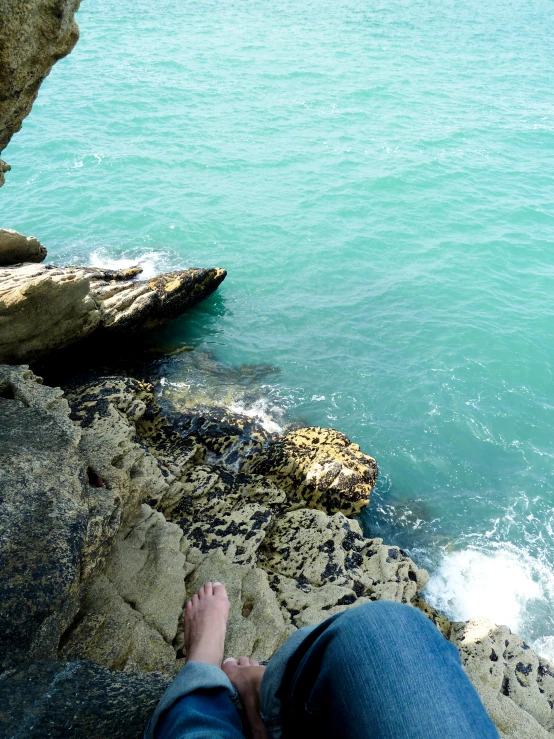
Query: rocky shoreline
[
  {"left": 1, "top": 2, "right": 553, "bottom": 737},
  {"left": 1, "top": 357, "right": 553, "bottom": 738}
]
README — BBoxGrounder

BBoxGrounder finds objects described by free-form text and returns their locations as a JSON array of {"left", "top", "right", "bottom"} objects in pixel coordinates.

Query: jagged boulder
[
  {"left": 0, "top": 263, "right": 226, "bottom": 362},
  {"left": 242, "top": 426, "right": 378, "bottom": 515},
  {"left": 0, "top": 228, "right": 46, "bottom": 265},
  {"left": 0, "top": 0, "right": 82, "bottom": 186}
]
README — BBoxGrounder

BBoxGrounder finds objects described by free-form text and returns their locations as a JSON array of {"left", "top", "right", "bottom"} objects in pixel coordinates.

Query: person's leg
[
  {"left": 278, "top": 600, "right": 499, "bottom": 739},
  {"left": 155, "top": 686, "right": 244, "bottom": 739},
  {"left": 144, "top": 582, "right": 246, "bottom": 739}
]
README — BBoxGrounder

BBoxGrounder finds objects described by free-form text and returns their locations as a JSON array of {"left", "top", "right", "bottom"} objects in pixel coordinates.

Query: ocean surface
[{"left": 2, "top": 0, "right": 554, "bottom": 657}]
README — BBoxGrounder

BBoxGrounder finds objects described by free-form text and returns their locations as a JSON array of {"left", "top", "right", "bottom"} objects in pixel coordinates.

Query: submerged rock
[
  {"left": 0, "top": 228, "right": 46, "bottom": 265},
  {"left": 0, "top": 0, "right": 82, "bottom": 186},
  {"left": 0, "top": 263, "right": 226, "bottom": 363}
]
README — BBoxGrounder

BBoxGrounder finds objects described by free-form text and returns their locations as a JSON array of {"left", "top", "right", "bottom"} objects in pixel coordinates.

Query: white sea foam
[
  {"left": 229, "top": 398, "right": 284, "bottom": 434},
  {"left": 89, "top": 249, "right": 170, "bottom": 280},
  {"left": 425, "top": 544, "right": 554, "bottom": 661},
  {"left": 532, "top": 636, "right": 554, "bottom": 664}
]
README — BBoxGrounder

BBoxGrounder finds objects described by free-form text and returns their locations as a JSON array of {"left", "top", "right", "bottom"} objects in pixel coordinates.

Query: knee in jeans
[{"left": 332, "top": 600, "right": 433, "bottom": 641}]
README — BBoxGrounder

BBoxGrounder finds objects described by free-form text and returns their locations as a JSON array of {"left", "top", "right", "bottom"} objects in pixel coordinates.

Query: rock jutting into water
[
  {"left": 0, "top": 228, "right": 47, "bottom": 266},
  {"left": 0, "top": 262, "right": 226, "bottom": 363}
]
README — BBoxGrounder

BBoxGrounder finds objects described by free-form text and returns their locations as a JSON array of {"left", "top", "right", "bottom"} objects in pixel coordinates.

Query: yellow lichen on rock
[{"left": 242, "top": 426, "right": 378, "bottom": 515}]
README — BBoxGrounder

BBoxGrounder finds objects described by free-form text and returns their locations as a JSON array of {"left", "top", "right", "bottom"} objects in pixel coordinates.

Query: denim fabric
[
  {"left": 148, "top": 601, "right": 499, "bottom": 739},
  {"left": 144, "top": 661, "right": 243, "bottom": 739},
  {"left": 268, "top": 601, "right": 499, "bottom": 739}
]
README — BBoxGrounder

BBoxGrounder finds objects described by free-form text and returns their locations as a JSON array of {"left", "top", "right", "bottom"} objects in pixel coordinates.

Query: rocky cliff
[{"left": 0, "top": 0, "right": 82, "bottom": 186}]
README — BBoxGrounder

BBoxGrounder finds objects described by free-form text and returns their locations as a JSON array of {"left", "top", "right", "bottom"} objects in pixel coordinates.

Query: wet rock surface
[
  {"left": 1, "top": 364, "right": 553, "bottom": 738},
  {"left": 0, "top": 263, "right": 226, "bottom": 362}
]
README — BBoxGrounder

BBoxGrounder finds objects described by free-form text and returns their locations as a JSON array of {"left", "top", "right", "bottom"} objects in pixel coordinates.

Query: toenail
[
  {"left": 214, "top": 581, "right": 222, "bottom": 586},
  {"left": 223, "top": 657, "right": 236, "bottom": 664}
]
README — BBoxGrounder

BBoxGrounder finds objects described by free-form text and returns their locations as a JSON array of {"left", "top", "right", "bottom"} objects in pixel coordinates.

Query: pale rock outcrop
[
  {"left": 0, "top": 263, "right": 101, "bottom": 363},
  {"left": 185, "top": 550, "right": 294, "bottom": 662},
  {"left": 0, "top": 263, "right": 226, "bottom": 362},
  {"left": 59, "top": 505, "right": 193, "bottom": 674},
  {"left": 0, "top": 228, "right": 46, "bottom": 265},
  {"left": 0, "top": 0, "right": 81, "bottom": 186},
  {"left": 166, "top": 464, "right": 286, "bottom": 565},
  {"left": 103, "top": 506, "right": 192, "bottom": 645},
  {"left": 260, "top": 508, "right": 427, "bottom": 627},
  {"left": 57, "top": 373, "right": 428, "bottom": 673}
]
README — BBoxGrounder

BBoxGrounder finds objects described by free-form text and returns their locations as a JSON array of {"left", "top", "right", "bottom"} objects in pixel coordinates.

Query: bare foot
[
  {"left": 222, "top": 657, "right": 268, "bottom": 739},
  {"left": 184, "top": 581, "right": 230, "bottom": 666}
]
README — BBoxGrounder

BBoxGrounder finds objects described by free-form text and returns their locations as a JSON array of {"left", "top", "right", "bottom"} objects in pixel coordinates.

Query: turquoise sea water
[{"left": 2, "top": 0, "right": 554, "bottom": 655}]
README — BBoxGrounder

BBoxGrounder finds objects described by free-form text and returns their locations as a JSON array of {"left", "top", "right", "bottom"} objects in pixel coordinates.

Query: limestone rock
[
  {"left": 0, "top": 228, "right": 46, "bottom": 265},
  {"left": 103, "top": 505, "right": 192, "bottom": 644},
  {"left": 0, "top": 263, "right": 226, "bottom": 362},
  {"left": 0, "top": 0, "right": 81, "bottom": 186},
  {"left": 0, "top": 159, "right": 9, "bottom": 187},
  {"left": 242, "top": 426, "right": 377, "bottom": 515},
  {"left": 66, "top": 377, "right": 188, "bottom": 575},
  {"left": 259, "top": 508, "right": 428, "bottom": 627},
  {"left": 57, "top": 505, "right": 191, "bottom": 674},
  {"left": 59, "top": 573, "right": 179, "bottom": 674},
  {"left": 6, "top": 364, "right": 553, "bottom": 739},
  {"left": 0, "top": 659, "right": 170, "bottom": 738},
  {"left": 451, "top": 618, "right": 554, "bottom": 737},
  {"left": 86, "top": 265, "right": 227, "bottom": 333},
  {"left": 0, "top": 264, "right": 101, "bottom": 363},
  {"left": 166, "top": 464, "right": 286, "bottom": 565}
]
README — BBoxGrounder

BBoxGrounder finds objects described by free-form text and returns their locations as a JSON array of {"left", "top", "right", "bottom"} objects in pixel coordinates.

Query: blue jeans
[{"left": 145, "top": 601, "right": 499, "bottom": 739}]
